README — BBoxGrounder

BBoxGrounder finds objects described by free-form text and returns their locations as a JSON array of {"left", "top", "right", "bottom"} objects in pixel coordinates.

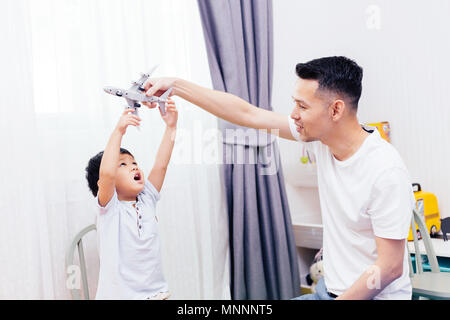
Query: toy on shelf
[
  {"left": 365, "top": 121, "right": 391, "bottom": 142},
  {"left": 408, "top": 183, "right": 441, "bottom": 241},
  {"left": 305, "top": 248, "right": 323, "bottom": 293},
  {"left": 441, "top": 217, "right": 450, "bottom": 242},
  {"left": 300, "top": 148, "right": 315, "bottom": 165}
]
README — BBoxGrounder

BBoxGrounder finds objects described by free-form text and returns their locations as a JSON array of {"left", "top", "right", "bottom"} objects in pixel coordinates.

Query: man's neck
[{"left": 323, "top": 120, "right": 370, "bottom": 161}]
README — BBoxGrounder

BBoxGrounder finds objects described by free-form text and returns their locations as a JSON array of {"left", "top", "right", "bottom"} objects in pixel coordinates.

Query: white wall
[{"left": 273, "top": 0, "right": 450, "bottom": 219}]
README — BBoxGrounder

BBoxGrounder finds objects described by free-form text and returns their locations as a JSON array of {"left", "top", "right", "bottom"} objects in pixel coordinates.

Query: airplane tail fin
[
  {"left": 160, "top": 87, "right": 173, "bottom": 100},
  {"left": 158, "top": 88, "right": 173, "bottom": 116}
]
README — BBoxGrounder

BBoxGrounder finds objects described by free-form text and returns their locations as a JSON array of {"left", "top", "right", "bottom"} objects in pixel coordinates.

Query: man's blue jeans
[{"left": 291, "top": 278, "right": 336, "bottom": 300}]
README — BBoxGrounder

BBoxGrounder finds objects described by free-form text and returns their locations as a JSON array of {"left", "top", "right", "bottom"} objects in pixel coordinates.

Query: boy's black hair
[
  {"left": 295, "top": 56, "right": 363, "bottom": 109},
  {"left": 85, "top": 148, "right": 134, "bottom": 197}
]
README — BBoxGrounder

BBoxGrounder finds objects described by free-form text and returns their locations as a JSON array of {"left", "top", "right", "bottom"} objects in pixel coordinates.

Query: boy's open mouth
[{"left": 133, "top": 172, "right": 142, "bottom": 181}]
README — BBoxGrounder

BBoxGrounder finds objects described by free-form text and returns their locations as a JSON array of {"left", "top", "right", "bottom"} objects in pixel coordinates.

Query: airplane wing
[
  {"left": 125, "top": 98, "right": 140, "bottom": 118},
  {"left": 129, "top": 73, "right": 147, "bottom": 92},
  {"left": 128, "top": 65, "right": 158, "bottom": 92},
  {"left": 125, "top": 97, "right": 135, "bottom": 108},
  {"left": 129, "top": 82, "right": 141, "bottom": 92}
]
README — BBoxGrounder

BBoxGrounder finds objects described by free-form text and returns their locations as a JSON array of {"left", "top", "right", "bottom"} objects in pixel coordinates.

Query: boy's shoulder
[
  {"left": 95, "top": 189, "right": 119, "bottom": 216},
  {"left": 138, "top": 180, "right": 161, "bottom": 205}
]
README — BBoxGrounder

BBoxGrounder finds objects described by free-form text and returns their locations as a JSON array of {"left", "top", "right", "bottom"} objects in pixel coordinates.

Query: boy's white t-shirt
[
  {"left": 289, "top": 117, "right": 414, "bottom": 300},
  {"left": 95, "top": 180, "right": 168, "bottom": 300}
]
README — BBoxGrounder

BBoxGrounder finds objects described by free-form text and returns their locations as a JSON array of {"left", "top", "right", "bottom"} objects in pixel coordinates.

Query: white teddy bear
[{"left": 306, "top": 248, "right": 324, "bottom": 293}]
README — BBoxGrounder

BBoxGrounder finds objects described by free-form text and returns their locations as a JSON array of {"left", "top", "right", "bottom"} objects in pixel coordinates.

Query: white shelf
[
  {"left": 279, "top": 138, "right": 318, "bottom": 188},
  {"left": 408, "top": 238, "right": 450, "bottom": 258},
  {"left": 292, "top": 213, "right": 323, "bottom": 250},
  {"left": 283, "top": 162, "right": 318, "bottom": 188}
]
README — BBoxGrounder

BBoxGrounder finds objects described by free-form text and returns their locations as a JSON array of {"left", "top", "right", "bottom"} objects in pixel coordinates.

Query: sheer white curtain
[{"left": 0, "top": 0, "right": 230, "bottom": 299}]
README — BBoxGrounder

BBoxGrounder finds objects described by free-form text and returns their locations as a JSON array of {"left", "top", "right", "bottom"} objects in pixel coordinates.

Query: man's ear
[{"left": 329, "top": 99, "right": 346, "bottom": 121}]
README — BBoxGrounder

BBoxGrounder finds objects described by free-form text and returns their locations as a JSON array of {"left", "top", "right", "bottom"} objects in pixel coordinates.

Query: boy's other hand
[
  {"left": 142, "top": 77, "right": 177, "bottom": 109},
  {"left": 161, "top": 98, "right": 178, "bottom": 129},
  {"left": 115, "top": 108, "right": 142, "bottom": 135}
]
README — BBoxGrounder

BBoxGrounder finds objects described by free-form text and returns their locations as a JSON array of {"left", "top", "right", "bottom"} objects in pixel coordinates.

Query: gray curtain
[{"left": 197, "top": 0, "right": 300, "bottom": 300}]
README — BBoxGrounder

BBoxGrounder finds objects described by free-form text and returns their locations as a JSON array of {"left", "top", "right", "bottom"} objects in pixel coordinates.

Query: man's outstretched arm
[{"left": 143, "top": 78, "right": 297, "bottom": 141}]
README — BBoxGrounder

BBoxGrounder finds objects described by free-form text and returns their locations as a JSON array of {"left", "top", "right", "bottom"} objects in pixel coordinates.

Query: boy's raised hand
[
  {"left": 160, "top": 98, "right": 178, "bottom": 129},
  {"left": 115, "top": 108, "right": 142, "bottom": 135}
]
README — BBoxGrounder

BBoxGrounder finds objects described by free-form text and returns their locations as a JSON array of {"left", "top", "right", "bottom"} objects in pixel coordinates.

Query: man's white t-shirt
[
  {"left": 95, "top": 180, "right": 168, "bottom": 299},
  {"left": 289, "top": 117, "right": 414, "bottom": 300}
]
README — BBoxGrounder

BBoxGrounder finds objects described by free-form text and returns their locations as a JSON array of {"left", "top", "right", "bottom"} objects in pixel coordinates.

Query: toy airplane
[{"left": 103, "top": 66, "right": 172, "bottom": 118}]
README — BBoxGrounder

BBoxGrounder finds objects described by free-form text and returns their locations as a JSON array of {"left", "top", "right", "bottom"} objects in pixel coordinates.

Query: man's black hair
[
  {"left": 85, "top": 148, "right": 134, "bottom": 197},
  {"left": 295, "top": 56, "right": 363, "bottom": 109}
]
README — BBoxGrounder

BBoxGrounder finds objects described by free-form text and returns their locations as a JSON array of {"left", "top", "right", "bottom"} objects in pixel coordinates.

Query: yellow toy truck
[
  {"left": 366, "top": 121, "right": 391, "bottom": 143},
  {"left": 408, "top": 183, "right": 441, "bottom": 241}
]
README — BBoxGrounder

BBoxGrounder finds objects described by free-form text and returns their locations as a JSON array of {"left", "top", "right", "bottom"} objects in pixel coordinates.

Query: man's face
[
  {"left": 290, "top": 78, "right": 332, "bottom": 142},
  {"left": 115, "top": 153, "right": 145, "bottom": 198}
]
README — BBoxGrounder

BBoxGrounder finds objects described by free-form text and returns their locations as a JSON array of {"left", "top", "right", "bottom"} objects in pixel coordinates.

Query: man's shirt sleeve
[{"left": 367, "top": 167, "right": 415, "bottom": 239}]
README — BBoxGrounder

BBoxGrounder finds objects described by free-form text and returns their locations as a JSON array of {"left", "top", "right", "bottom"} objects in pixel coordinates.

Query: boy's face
[{"left": 115, "top": 153, "right": 145, "bottom": 199}]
